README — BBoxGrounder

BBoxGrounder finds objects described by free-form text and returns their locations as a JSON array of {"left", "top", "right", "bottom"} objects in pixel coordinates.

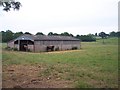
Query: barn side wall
[
  {"left": 28, "top": 45, "right": 34, "bottom": 52},
  {"left": 34, "top": 40, "right": 80, "bottom": 52},
  {"left": 14, "top": 44, "right": 18, "bottom": 49},
  {"left": 34, "top": 41, "right": 46, "bottom": 52},
  {"left": 7, "top": 40, "right": 80, "bottom": 52}
]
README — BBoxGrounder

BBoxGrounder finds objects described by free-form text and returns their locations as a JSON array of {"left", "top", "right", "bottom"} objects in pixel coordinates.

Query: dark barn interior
[
  {"left": 14, "top": 40, "right": 34, "bottom": 51},
  {"left": 46, "top": 45, "right": 54, "bottom": 52}
]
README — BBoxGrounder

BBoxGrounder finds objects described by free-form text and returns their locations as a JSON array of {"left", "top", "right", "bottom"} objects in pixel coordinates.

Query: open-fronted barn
[{"left": 7, "top": 34, "right": 81, "bottom": 52}]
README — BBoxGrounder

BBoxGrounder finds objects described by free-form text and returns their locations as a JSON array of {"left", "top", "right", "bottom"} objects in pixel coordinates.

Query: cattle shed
[{"left": 7, "top": 34, "right": 81, "bottom": 52}]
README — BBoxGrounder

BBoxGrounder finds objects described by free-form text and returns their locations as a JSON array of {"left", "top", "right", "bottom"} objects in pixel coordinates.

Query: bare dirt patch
[{"left": 2, "top": 65, "right": 73, "bottom": 88}]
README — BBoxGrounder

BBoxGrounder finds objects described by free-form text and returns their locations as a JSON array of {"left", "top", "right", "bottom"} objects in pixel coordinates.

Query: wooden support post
[
  {"left": 61, "top": 41, "right": 63, "bottom": 50},
  {"left": 80, "top": 40, "right": 81, "bottom": 49},
  {"left": 18, "top": 40, "right": 20, "bottom": 51},
  {"left": 14, "top": 42, "right": 15, "bottom": 48},
  {"left": 33, "top": 41, "right": 35, "bottom": 52},
  {"left": 27, "top": 40, "right": 28, "bottom": 52}
]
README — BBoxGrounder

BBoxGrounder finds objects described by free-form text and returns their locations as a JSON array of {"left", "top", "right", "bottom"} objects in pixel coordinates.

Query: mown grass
[{"left": 2, "top": 37, "right": 118, "bottom": 88}]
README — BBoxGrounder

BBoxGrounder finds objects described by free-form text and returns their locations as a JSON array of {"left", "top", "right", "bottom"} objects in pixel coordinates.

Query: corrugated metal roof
[
  {"left": 15, "top": 34, "right": 80, "bottom": 41},
  {"left": 14, "top": 34, "right": 34, "bottom": 41}
]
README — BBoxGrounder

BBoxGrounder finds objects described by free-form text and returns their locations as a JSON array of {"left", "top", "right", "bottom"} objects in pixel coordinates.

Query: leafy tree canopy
[
  {"left": 61, "top": 32, "right": 70, "bottom": 36},
  {"left": 98, "top": 32, "right": 107, "bottom": 39},
  {"left": 0, "top": 0, "right": 21, "bottom": 11},
  {"left": 109, "top": 31, "right": 117, "bottom": 37},
  {"left": 60, "top": 32, "right": 74, "bottom": 37},
  {"left": 13, "top": 31, "right": 23, "bottom": 39},
  {"left": 24, "top": 32, "right": 32, "bottom": 35},
  {"left": 75, "top": 34, "right": 96, "bottom": 42},
  {"left": 36, "top": 32, "right": 44, "bottom": 35},
  {"left": 1, "top": 30, "right": 119, "bottom": 42},
  {"left": 48, "top": 32, "right": 54, "bottom": 36}
]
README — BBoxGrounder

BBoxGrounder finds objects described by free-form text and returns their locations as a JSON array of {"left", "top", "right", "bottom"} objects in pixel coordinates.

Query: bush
[
  {"left": 13, "top": 48, "right": 18, "bottom": 51},
  {"left": 5, "top": 47, "right": 19, "bottom": 51},
  {"left": 76, "top": 35, "right": 96, "bottom": 42},
  {"left": 5, "top": 47, "right": 13, "bottom": 51}
]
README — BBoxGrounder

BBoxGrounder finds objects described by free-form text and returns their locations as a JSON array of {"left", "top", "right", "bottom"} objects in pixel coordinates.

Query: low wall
[{"left": 34, "top": 44, "right": 80, "bottom": 52}]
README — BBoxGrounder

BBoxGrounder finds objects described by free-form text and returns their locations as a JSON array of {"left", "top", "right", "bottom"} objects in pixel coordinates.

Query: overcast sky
[{"left": 0, "top": 0, "right": 119, "bottom": 35}]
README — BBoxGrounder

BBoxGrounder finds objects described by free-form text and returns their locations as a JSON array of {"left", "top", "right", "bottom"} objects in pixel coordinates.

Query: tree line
[{"left": 0, "top": 30, "right": 120, "bottom": 42}]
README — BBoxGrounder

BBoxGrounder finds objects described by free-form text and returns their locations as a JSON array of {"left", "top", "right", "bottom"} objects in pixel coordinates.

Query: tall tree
[
  {"left": 1, "top": 30, "right": 13, "bottom": 42},
  {"left": 6, "top": 30, "right": 13, "bottom": 41},
  {"left": 36, "top": 32, "right": 44, "bottom": 35},
  {"left": 1, "top": 31, "right": 6, "bottom": 42},
  {"left": 109, "top": 31, "right": 116, "bottom": 37},
  {"left": 61, "top": 32, "right": 70, "bottom": 36},
  {"left": 76, "top": 35, "right": 80, "bottom": 39},
  {"left": 99, "top": 32, "right": 107, "bottom": 39},
  {"left": 13, "top": 31, "right": 23, "bottom": 39},
  {"left": 95, "top": 33, "right": 97, "bottom": 36},
  {"left": 48, "top": 32, "right": 54, "bottom": 36},
  {"left": 24, "top": 32, "right": 32, "bottom": 35},
  {"left": 53, "top": 33, "right": 59, "bottom": 36},
  {"left": 116, "top": 31, "right": 120, "bottom": 37},
  {"left": 99, "top": 32, "right": 107, "bottom": 44},
  {"left": 69, "top": 33, "right": 74, "bottom": 37}
]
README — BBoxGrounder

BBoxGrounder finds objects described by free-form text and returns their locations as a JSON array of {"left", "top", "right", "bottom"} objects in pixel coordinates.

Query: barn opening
[
  {"left": 14, "top": 40, "right": 34, "bottom": 51},
  {"left": 46, "top": 45, "right": 54, "bottom": 52}
]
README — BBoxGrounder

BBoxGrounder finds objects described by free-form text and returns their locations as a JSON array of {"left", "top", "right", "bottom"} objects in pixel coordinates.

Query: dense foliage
[
  {"left": 76, "top": 35, "right": 96, "bottom": 42},
  {"left": 0, "top": 0, "right": 21, "bottom": 11},
  {"left": 0, "top": 30, "right": 119, "bottom": 42},
  {"left": 1, "top": 30, "right": 23, "bottom": 42}
]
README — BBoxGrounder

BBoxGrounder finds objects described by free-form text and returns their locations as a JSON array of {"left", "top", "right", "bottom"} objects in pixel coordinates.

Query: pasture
[{"left": 2, "top": 38, "right": 118, "bottom": 88}]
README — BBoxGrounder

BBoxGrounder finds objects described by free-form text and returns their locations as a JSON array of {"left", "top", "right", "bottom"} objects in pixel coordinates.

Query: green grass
[{"left": 2, "top": 37, "right": 118, "bottom": 88}]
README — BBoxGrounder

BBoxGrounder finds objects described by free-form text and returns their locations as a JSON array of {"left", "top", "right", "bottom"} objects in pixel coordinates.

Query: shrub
[
  {"left": 76, "top": 35, "right": 96, "bottom": 42},
  {"left": 13, "top": 48, "right": 18, "bottom": 51},
  {"left": 5, "top": 47, "right": 12, "bottom": 51}
]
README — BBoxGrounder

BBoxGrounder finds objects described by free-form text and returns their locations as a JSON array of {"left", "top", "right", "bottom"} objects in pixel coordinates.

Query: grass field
[{"left": 2, "top": 37, "right": 118, "bottom": 88}]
